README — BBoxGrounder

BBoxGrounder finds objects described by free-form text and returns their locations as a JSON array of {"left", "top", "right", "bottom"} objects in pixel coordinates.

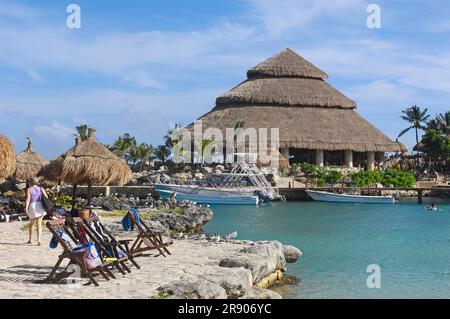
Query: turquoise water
[{"left": 203, "top": 198, "right": 450, "bottom": 299}]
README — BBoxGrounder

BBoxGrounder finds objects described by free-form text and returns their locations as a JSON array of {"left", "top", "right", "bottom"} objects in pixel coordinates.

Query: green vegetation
[
  {"left": 292, "top": 163, "right": 342, "bottom": 186},
  {"left": 97, "top": 206, "right": 183, "bottom": 219},
  {"left": 293, "top": 163, "right": 415, "bottom": 188},
  {"left": 151, "top": 291, "right": 171, "bottom": 299},
  {"left": 398, "top": 105, "right": 430, "bottom": 149},
  {"left": 350, "top": 169, "right": 415, "bottom": 187},
  {"left": 419, "top": 111, "right": 450, "bottom": 162},
  {"left": 47, "top": 191, "right": 75, "bottom": 210}
]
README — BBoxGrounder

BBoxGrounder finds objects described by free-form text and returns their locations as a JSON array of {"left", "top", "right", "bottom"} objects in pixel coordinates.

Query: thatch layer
[
  {"left": 39, "top": 129, "right": 131, "bottom": 186},
  {"left": 216, "top": 77, "right": 356, "bottom": 109},
  {"left": 247, "top": 48, "right": 328, "bottom": 79},
  {"left": 188, "top": 48, "right": 403, "bottom": 154},
  {"left": 13, "top": 141, "right": 49, "bottom": 181},
  {"left": 189, "top": 106, "right": 406, "bottom": 153},
  {"left": 0, "top": 135, "right": 15, "bottom": 181}
]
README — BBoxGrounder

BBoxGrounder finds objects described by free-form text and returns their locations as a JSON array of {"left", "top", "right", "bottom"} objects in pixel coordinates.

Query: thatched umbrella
[
  {"left": 13, "top": 139, "right": 49, "bottom": 181},
  {"left": 39, "top": 128, "right": 131, "bottom": 206},
  {"left": 0, "top": 135, "right": 15, "bottom": 182}
]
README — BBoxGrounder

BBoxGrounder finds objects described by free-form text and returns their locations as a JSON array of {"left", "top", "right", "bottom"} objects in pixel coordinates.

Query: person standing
[{"left": 25, "top": 177, "right": 48, "bottom": 246}]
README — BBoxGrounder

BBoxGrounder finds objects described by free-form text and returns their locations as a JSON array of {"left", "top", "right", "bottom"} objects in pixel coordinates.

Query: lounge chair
[
  {"left": 80, "top": 216, "right": 141, "bottom": 273},
  {"left": 45, "top": 219, "right": 116, "bottom": 286},
  {"left": 0, "top": 202, "right": 27, "bottom": 222},
  {"left": 126, "top": 208, "right": 172, "bottom": 257}
]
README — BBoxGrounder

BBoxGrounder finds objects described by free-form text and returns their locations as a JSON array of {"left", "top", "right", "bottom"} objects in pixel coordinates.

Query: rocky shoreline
[{"left": 155, "top": 240, "right": 301, "bottom": 299}]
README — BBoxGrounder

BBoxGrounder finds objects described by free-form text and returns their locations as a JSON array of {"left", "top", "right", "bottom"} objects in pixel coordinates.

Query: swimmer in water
[{"left": 427, "top": 203, "right": 438, "bottom": 211}]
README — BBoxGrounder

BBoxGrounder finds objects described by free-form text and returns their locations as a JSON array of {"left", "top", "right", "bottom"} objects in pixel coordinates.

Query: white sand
[{"left": 0, "top": 219, "right": 247, "bottom": 299}]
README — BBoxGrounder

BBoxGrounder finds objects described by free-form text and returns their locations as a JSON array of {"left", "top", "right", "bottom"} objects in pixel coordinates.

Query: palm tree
[
  {"left": 111, "top": 133, "right": 137, "bottom": 162},
  {"left": 398, "top": 106, "right": 430, "bottom": 148},
  {"left": 435, "top": 111, "right": 450, "bottom": 137},
  {"left": 164, "top": 123, "right": 183, "bottom": 148},
  {"left": 155, "top": 145, "right": 171, "bottom": 164},
  {"left": 134, "top": 143, "right": 154, "bottom": 171},
  {"left": 76, "top": 124, "right": 90, "bottom": 141},
  {"left": 197, "top": 139, "right": 215, "bottom": 166}
]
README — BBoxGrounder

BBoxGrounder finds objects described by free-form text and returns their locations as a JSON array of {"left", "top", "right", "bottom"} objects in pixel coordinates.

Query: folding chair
[
  {"left": 126, "top": 209, "right": 172, "bottom": 257},
  {"left": 45, "top": 219, "right": 115, "bottom": 286},
  {"left": 81, "top": 216, "right": 141, "bottom": 273}
]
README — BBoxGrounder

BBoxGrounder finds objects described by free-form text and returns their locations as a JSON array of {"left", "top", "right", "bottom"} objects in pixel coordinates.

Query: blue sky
[{"left": 0, "top": 0, "right": 449, "bottom": 159}]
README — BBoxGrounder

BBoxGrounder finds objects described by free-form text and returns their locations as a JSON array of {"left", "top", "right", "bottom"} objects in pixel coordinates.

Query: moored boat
[
  {"left": 156, "top": 189, "right": 259, "bottom": 205},
  {"left": 306, "top": 190, "right": 396, "bottom": 204}
]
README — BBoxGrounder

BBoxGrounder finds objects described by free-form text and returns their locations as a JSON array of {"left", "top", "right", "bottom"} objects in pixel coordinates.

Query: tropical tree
[
  {"left": 76, "top": 124, "right": 90, "bottom": 141},
  {"left": 435, "top": 111, "right": 450, "bottom": 136},
  {"left": 133, "top": 143, "right": 154, "bottom": 171},
  {"left": 196, "top": 139, "right": 215, "bottom": 166},
  {"left": 421, "top": 129, "right": 450, "bottom": 162},
  {"left": 154, "top": 145, "right": 171, "bottom": 164},
  {"left": 111, "top": 133, "right": 137, "bottom": 162},
  {"left": 398, "top": 105, "right": 430, "bottom": 148},
  {"left": 164, "top": 123, "right": 183, "bottom": 148}
]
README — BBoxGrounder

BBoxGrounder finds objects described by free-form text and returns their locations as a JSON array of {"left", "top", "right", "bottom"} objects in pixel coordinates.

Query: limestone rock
[
  {"left": 283, "top": 245, "right": 302, "bottom": 263},
  {"left": 201, "top": 167, "right": 213, "bottom": 174},
  {"left": 240, "top": 287, "right": 282, "bottom": 299},
  {"left": 157, "top": 275, "right": 227, "bottom": 299},
  {"left": 198, "top": 267, "right": 253, "bottom": 299},
  {"left": 219, "top": 241, "right": 287, "bottom": 284},
  {"left": 194, "top": 172, "right": 204, "bottom": 180}
]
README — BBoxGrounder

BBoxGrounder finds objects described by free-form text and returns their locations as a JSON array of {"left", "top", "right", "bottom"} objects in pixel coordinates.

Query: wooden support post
[{"left": 418, "top": 190, "right": 423, "bottom": 204}]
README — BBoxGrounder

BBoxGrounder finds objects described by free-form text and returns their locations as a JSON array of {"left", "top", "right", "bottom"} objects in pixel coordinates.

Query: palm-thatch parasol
[
  {"left": 39, "top": 128, "right": 131, "bottom": 206},
  {"left": 0, "top": 135, "right": 15, "bottom": 182},
  {"left": 13, "top": 138, "right": 49, "bottom": 181}
]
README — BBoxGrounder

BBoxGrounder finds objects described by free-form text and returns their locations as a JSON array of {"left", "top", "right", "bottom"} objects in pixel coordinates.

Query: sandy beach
[{"left": 0, "top": 218, "right": 297, "bottom": 299}]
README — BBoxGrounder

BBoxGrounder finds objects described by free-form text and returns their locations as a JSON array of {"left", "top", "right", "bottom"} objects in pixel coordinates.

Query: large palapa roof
[{"left": 190, "top": 48, "right": 405, "bottom": 153}]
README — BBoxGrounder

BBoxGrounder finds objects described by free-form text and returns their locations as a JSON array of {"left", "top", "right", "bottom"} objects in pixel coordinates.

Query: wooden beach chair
[
  {"left": 126, "top": 209, "right": 172, "bottom": 257},
  {"left": 0, "top": 202, "right": 27, "bottom": 222},
  {"left": 81, "top": 216, "right": 141, "bottom": 273},
  {"left": 45, "top": 219, "right": 116, "bottom": 287}
]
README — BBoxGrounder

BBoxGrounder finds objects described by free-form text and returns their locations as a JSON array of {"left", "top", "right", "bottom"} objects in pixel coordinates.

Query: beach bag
[
  {"left": 74, "top": 242, "right": 102, "bottom": 270},
  {"left": 40, "top": 188, "right": 53, "bottom": 213}
]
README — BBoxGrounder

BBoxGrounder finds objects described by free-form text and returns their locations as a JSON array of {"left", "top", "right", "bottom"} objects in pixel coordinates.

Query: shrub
[{"left": 350, "top": 169, "right": 415, "bottom": 187}]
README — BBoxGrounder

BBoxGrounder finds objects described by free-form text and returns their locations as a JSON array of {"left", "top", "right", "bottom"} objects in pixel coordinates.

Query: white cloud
[
  {"left": 246, "top": 0, "right": 366, "bottom": 37},
  {"left": 426, "top": 20, "right": 450, "bottom": 33},
  {"left": 22, "top": 67, "right": 45, "bottom": 83},
  {"left": 123, "top": 71, "right": 166, "bottom": 89},
  {"left": 33, "top": 121, "right": 74, "bottom": 143},
  {"left": 0, "top": 0, "right": 41, "bottom": 19},
  {"left": 346, "top": 79, "right": 418, "bottom": 106}
]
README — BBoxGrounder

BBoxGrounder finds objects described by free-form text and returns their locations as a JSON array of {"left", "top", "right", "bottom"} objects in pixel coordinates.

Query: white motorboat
[
  {"left": 156, "top": 189, "right": 259, "bottom": 205},
  {"left": 152, "top": 153, "right": 284, "bottom": 205},
  {"left": 306, "top": 190, "right": 396, "bottom": 204}
]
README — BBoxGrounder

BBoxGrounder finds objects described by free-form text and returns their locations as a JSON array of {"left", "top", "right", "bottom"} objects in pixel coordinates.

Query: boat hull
[
  {"left": 155, "top": 187, "right": 259, "bottom": 205},
  {"left": 306, "top": 190, "right": 395, "bottom": 204}
]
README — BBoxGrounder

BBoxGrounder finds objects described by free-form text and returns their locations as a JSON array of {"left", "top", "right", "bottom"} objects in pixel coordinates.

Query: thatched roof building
[
  {"left": 190, "top": 48, "right": 406, "bottom": 169},
  {"left": 0, "top": 135, "right": 15, "bottom": 182},
  {"left": 13, "top": 139, "right": 48, "bottom": 181}
]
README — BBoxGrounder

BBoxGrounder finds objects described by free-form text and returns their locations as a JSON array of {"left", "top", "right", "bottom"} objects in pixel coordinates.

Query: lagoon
[{"left": 204, "top": 198, "right": 450, "bottom": 298}]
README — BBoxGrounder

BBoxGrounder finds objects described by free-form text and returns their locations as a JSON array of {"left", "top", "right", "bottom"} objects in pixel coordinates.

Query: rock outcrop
[{"left": 157, "top": 241, "right": 301, "bottom": 299}]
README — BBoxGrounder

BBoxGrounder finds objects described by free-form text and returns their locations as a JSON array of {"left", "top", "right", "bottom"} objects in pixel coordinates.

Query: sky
[{"left": 0, "top": 0, "right": 449, "bottom": 159}]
